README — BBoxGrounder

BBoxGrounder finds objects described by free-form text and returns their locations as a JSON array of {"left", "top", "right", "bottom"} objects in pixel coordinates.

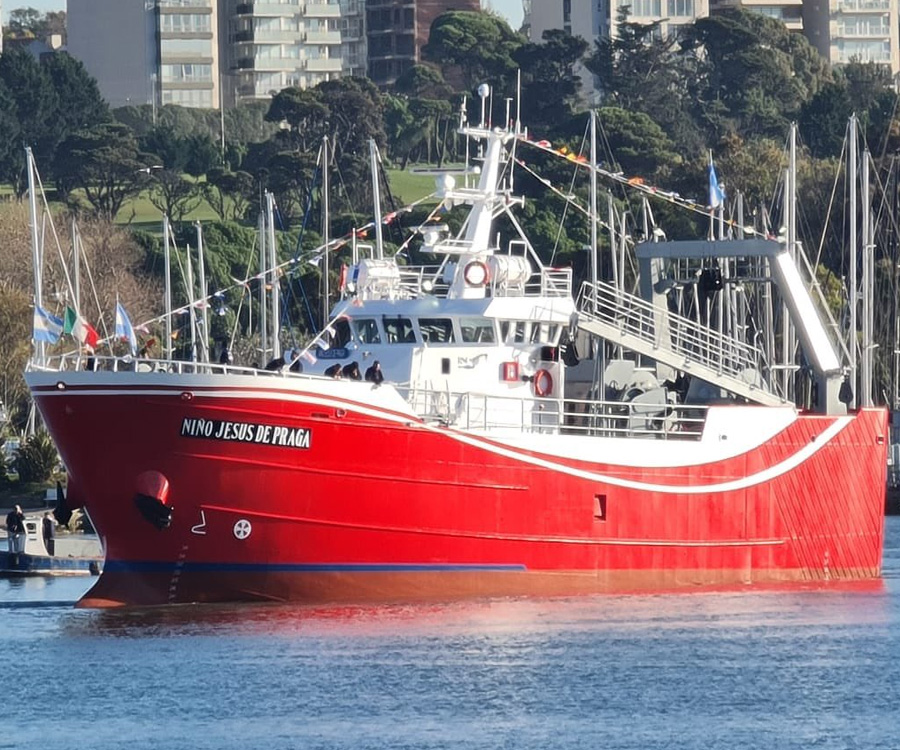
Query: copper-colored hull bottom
[{"left": 76, "top": 567, "right": 883, "bottom": 608}]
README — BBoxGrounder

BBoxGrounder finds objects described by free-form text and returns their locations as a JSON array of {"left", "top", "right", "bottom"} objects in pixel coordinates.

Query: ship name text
[{"left": 180, "top": 417, "right": 310, "bottom": 449}]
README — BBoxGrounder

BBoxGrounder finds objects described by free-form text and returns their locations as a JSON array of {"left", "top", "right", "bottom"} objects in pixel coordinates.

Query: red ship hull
[{"left": 28, "top": 372, "right": 887, "bottom": 607}]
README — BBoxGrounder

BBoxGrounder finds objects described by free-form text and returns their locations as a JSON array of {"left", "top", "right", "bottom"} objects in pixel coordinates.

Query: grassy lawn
[{"left": 385, "top": 169, "right": 440, "bottom": 205}]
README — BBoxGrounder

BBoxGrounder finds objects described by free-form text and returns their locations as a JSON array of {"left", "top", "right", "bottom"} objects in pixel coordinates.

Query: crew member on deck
[
  {"left": 342, "top": 361, "right": 362, "bottom": 380},
  {"left": 42, "top": 512, "right": 55, "bottom": 557},
  {"left": 324, "top": 364, "right": 342, "bottom": 378},
  {"left": 5, "top": 505, "right": 26, "bottom": 562},
  {"left": 365, "top": 361, "right": 384, "bottom": 384}
]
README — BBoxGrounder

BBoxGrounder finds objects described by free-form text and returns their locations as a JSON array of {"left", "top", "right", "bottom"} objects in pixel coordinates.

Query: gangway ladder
[{"left": 577, "top": 278, "right": 785, "bottom": 406}]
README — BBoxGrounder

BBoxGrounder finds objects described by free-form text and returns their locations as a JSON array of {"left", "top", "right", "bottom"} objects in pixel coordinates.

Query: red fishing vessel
[{"left": 25, "top": 106, "right": 886, "bottom": 607}]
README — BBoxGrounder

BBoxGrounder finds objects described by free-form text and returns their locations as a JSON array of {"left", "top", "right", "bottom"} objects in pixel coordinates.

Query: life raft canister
[
  {"left": 533, "top": 368, "right": 553, "bottom": 397},
  {"left": 463, "top": 260, "right": 490, "bottom": 286}
]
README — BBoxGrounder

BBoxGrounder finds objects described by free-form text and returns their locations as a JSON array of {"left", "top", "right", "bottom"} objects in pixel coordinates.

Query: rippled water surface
[{"left": 2, "top": 517, "right": 899, "bottom": 750}]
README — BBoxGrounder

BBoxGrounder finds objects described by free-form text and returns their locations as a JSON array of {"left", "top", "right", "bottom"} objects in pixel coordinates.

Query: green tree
[
  {"left": 55, "top": 123, "right": 154, "bottom": 220},
  {"left": 0, "top": 48, "right": 60, "bottom": 193},
  {"left": 42, "top": 52, "right": 111, "bottom": 145},
  {"left": 680, "top": 10, "right": 830, "bottom": 141},
  {"left": 515, "top": 29, "right": 587, "bottom": 136},
  {"left": 423, "top": 11, "right": 523, "bottom": 92},
  {"left": 147, "top": 169, "right": 202, "bottom": 223},
  {"left": 586, "top": 10, "right": 701, "bottom": 153}
]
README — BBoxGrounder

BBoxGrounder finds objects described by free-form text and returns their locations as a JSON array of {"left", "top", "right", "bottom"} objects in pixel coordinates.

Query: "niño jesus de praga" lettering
[{"left": 180, "top": 417, "right": 310, "bottom": 449}]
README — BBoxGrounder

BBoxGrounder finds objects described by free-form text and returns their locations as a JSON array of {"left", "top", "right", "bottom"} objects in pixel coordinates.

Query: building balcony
[
  {"left": 305, "top": 57, "right": 342, "bottom": 72},
  {"left": 254, "top": 29, "right": 303, "bottom": 42},
  {"left": 834, "top": 0, "right": 891, "bottom": 11},
  {"left": 234, "top": 30, "right": 254, "bottom": 42},
  {"left": 304, "top": 2, "right": 342, "bottom": 18},
  {"left": 305, "top": 30, "right": 342, "bottom": 44},
  {"left": 235, "top": 2, "right": 295, "bottom": 16},
  {"left": 835, "top": 27, "right": 892, "bottom": 37}
]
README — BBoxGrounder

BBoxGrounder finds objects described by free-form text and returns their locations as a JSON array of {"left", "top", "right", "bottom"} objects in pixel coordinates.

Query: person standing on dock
[
  {"left": 5, "top": 505, "right": 26, "bottom": 559},
  {"left": 42, "top": 512, "right": 55, "bottom": 556}
]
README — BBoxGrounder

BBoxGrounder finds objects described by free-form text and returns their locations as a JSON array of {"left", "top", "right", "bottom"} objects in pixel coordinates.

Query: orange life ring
[
  {"left": 533, "top": 368, "right": 553, "bottom": 397},
  {"left": 463, "top": 260, "right": 490, "bottom": 286}
]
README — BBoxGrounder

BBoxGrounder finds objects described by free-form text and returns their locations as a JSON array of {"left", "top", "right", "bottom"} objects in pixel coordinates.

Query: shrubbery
[{"left": 14, "top": 431, "right": 59, "bottom": 483}]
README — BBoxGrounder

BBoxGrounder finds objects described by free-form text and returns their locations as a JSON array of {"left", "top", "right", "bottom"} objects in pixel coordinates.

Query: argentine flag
[
  {"left": 709, "top": 152, "right": 725, "bottom": 209},
  {"left": 115, "top": 302, "right": 138, "bottom": 355},
  {"left": 33, "top": 305, "right": 64, "bottom": 344}
]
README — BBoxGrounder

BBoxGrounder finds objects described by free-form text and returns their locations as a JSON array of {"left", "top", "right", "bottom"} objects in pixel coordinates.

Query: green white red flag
[{"left": 63, "top": 307, "right": 100, "bottom": 349}]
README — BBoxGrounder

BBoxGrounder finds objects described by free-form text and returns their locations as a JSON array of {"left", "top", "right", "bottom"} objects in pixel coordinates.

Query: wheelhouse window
[
  {"left": 531, "top": 323, "right": 560, "bottom": 345},
  {"left": 383, "top": 316, "right": 415, "bottom": 343},
  {"left": 418, "top": 318, "right": 454, "bottom": 344},
  {"left": 330, "top": 319, "right": 352, "bottom": 348},
  {"left": 459, "top": 317, "right": 496, "bottom": 343},
  {"left": 354, "top": 318, "right": 381, "bottom": 344}
]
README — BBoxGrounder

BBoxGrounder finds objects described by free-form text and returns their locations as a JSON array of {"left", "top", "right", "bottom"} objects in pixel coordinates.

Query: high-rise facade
[
  {"left": 222, "top": 0, "right": 344, "bottom": 103},
  {"left": 366, "top": 0, "right": 481, "bottom": 88},
  {"left": 67, "top": 1, "right": 367, "bottom": 110},
  {"left": 803, "top": 0, "right": 899, "bottom": 72}
]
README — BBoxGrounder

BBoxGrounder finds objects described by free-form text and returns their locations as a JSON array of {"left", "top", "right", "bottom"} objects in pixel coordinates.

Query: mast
[
  {"left": 370, "top": 139, "right": 385, "bottom": 260},
  {"left": 196, "top": 222, "right": 210, "bottom": 364},
  {"left": 72, "top": 218, "right": 81, "bottom": 314},
  {"left": 590, "top": 110, "right": 598, "bottom": 294},
  {"left": 266, "top": 191, "right": 280, "bottom": 360},
  {"left": 258, "top": 205, "right": 268, "bottom": 367},
  {"left": 27, "top": 148, "right": 44, "bottom": 365},
  {"left": 322, "top": 136, "right": 330, "bottom": 324},
  {"left": 861, "top": 148, "right": 873, "bottom": 407},
  {"left": 163, "top": 215, "right": 173, "bottom": 361},
  {"left": 185, "top": 241, "right": 197, "bottom": 363},
  {"left": 849, "top": 114, "right": 858, "bottom": 408}
]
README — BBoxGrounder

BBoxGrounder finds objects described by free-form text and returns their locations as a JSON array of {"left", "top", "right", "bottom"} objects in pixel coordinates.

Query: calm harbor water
[{"left": 2, "top": 518, "right": 899, "bottom": 750}]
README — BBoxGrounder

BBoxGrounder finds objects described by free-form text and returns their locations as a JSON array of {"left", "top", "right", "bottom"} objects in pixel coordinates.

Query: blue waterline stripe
[{"left": 104, "top": 561, "right": 528, "bottom": 574}]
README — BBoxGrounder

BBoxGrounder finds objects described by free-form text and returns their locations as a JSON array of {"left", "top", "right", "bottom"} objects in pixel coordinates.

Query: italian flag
[{"left": 64, "top": 307, "right": 100, "bottom": 349}]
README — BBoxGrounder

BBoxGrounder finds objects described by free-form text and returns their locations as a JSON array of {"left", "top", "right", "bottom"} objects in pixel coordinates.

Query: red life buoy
[
  {"left": 533, "top": 368, "right": 553, "bottom": 397},
  {"left": 464, "top": 260, "right": 490, "bottom": 286}
]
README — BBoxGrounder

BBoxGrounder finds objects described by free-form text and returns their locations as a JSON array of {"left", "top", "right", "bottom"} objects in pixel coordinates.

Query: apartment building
[
  {"left": 68, "top": 0, "right": 220, "bottom": 109},
  {"left": 222, "top": 0, "right": 344, "bottom": 103},
  {"left": 68, "top": 1, "right": 364, "bottom": 110},
  {"left": 366, "top": 0, "right": 481, "bottom": 88},
  {"left": 525, "top": 0, "right": 900, "bottom": 80},
  {"left": 804, "top": 0, "right": 899, "bottom": 72}
]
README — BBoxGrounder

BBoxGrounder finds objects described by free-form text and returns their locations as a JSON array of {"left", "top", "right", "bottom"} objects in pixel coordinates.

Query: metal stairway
[{"left": 577, "top": 280, "right": 786, "bottom": 406}]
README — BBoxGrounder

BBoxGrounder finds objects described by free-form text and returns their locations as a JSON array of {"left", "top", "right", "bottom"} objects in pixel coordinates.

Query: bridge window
[
  {"left": 354, "top": 318, "right": 381, "bottom": 344},
  {"left": 419, "top": 318, "right": 454, "bottom": 344},
  {"left": 459, "top": 317, "right": 496, "bottom": 343},
  {"left": 330, "top": 319, "right": 352, "bottom": 348},
  {"left": 383, "top": 316, "right": 415, "bottom": 344}
]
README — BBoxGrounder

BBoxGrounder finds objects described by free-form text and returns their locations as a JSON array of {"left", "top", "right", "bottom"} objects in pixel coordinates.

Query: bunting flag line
[
  {"left": 115, "top": 302, "right": 138, "bottom": 355},
  {"left": 63, "top": 306, "right": 100, "bottom": 350},
  {"left": 33, "top": 305, "right": 64, "bottom": 344}
]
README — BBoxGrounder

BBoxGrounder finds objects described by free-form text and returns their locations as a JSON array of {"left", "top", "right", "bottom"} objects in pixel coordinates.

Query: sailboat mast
[
  {"left": 258, "top": 205, "right": 268, "bottom": 367},
  {"left": 26, "top": 148, "right": 44, "bottom": 365},
  {"left": 849, "top": 114, "right": 858, "bottom": 408},
  {"left": 267, "top": 191, "right": 280, "bottom": 360},
  {"left": 590, "top": 110, "right": 598, "bottom": 293},
  {"left": 322, "top": 136, "right": 330, "bottom": 324},
  {"left": 196, "top": 222, "right": 210, "bottom": 364},
  {"left": 163, "top": 216, "right": 173, "bottom": 361},
  {"left": 861, "top": 148, "right": 873, "bottom": 407}
]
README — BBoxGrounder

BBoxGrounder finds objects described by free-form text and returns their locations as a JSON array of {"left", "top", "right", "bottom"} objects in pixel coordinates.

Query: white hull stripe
[
  {"left": 33, "top": 382, "right": 852, "bottom": 494},
  {"left": 429, "top": 418, "right": 852, "bottom": 494}
]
